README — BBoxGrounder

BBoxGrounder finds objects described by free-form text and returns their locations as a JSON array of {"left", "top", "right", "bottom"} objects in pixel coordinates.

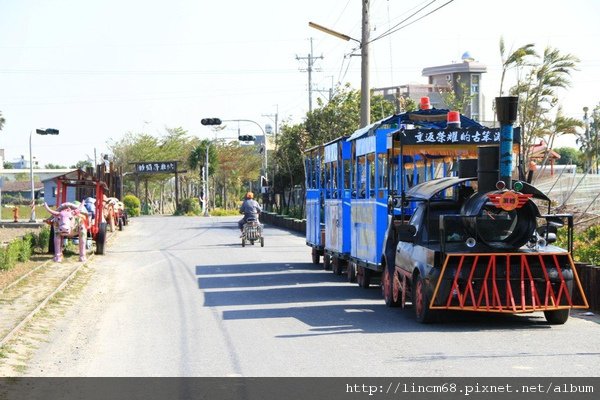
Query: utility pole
[
  {"left": 308, "top": 0, "right": 370, "bottom": 127},
  {"left": 360, "top": 0, "right": 370, "bottom": 128},
  {"left": 314, "top": 76, "right": 335, "bottom": 103},
  {"left": 296, "top": 38, "right": 323, "bottom": 113}
]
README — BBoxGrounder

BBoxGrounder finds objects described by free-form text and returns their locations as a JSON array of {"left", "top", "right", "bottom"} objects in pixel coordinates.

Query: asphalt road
[{"left": 22, "top": 215, "right": 600, "bottom": 377}]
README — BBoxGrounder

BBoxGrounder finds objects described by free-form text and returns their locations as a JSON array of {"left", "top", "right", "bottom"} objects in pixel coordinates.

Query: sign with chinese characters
[
  {"left": 399, "top": 127, "right": 521, "bottom": 145},
  {"left": 134, "top": 161, "right": 177, "bottom": 174}
]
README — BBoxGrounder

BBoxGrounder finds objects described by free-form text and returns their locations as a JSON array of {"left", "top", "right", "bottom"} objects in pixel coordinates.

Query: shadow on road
[{"left": 195, "top": 262, "right": 556, "bottom": 334}]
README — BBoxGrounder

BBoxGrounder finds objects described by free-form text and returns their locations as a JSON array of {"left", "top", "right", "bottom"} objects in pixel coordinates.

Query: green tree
[
  {"left": 70, "top": 160, "right": 93, "bottom": 170},
  {"left": 554, "top": 147, "right": 582, "bottom": 167},
  {"left": 108, "top": 127, "right": 196, "bottom": 213},
  {"left": 575, "top": 103, "right": 600, "bottom": 173},
  {"left": 45, "top": 163, "right": 68, "bottom": 169},
  {"left": 188, "top": 139, "right": 218, "bottom": 177},
  {"left": 397, "top": 95, "right": 417, "bottom": 112},
  {"left": 3, "top": 162, "right": 14, "bottom": 169},
  {"left": 0, "top": 111, "right": 5, "bottom": 131},
  {"left": 504, "top": 45, "right": 579, "bottom": 166},
  {"left": 304, "top": 84, "right": 395, "bottom": 147},
  {"left": 271, "top": 123, "right": 308, "bottom": 214},
  {"left": 439, "top": 76, "right": 476, "bottom": 115},
  {"left": 213, "top": 142, "right": 261, "bottom": 209},
  {"left": 271, "top": 85, "right": 396, "bottom": 213}
]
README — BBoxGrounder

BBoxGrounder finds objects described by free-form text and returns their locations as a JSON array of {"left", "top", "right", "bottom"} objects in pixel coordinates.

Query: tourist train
[{"left": 304, "top": 96, "right": 588, "bottom": 324}]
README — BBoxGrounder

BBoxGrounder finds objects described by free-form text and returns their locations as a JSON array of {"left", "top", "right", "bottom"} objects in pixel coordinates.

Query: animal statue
[
  {"left": 103, "top": 196, "right": 119, "bottom": 232},
  {"left": 44, "top": 202, "right": 89, "bottom": 262},
  {"left": 103, "top": 196, "right": 120, "bottom": 231}
]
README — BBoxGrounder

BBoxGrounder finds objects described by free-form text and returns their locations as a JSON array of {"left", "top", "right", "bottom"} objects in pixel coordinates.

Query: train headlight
[
  {"left": 466, "top": 237, "right": 477, "bottom": 248},
  {"left": 513, "top": 181, "right": 524, "bottom": 192},
  {"left": 537, "top": 237, "right": 547, "bottom": 248}
]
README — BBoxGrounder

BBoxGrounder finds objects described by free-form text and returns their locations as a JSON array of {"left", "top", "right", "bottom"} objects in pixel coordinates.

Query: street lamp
[{"left": 30, "top": 128, "right": 59, "bottom": 222}]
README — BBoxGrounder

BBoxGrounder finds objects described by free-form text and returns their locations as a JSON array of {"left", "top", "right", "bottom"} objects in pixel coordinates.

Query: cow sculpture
[
  {"left": 103, "top": 196, "right": 119, "bottom": 232},
  {"left": 44, "top": 202, "right": 89, "bottom": 262}
]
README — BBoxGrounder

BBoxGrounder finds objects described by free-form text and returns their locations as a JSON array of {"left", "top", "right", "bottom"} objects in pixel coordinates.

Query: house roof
[
  {"left": 41, "top": 169, "right": 91, "bottom": 183},
  {"left": 1, "top": 180, "right": 44, "bottom": 192},
  {"left": 530, "top": 141, "right": 561, "bottom": 160}
]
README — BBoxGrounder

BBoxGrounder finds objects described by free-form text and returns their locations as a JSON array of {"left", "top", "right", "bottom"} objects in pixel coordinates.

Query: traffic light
[
  {"left": 36, "top": 128, "right": 59, "bottom": 135},
  {"left": 201, "top": 118, "right": 222, "bottom": 126},
  {"left": 238, "top": 135, "right": 255, "bottom": 141}
]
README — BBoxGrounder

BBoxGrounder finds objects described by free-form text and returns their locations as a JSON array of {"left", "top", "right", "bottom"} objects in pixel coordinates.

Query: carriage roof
[{"left": 346, "top": 108, "right": 486, "bottom": 142}]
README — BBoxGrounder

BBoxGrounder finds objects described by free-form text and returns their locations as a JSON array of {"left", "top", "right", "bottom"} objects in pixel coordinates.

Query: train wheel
[
  {"left": 323, "top": 254, "right": 331, "bottom": 270},
  {"left": 95, "top": 222, "right": 107, "bottom": 255},
  {"left": 544, "top": 309, "right": 570, "bottom": 325},
  {"left": 414, "top": 275, "right": 436, "bottom": 324},
  {"left": 311, "top": 248, "right": 320, "bottom": 265},
  {"left": 347, "top": 262, "right": 357, "bottom": 283},
  {"left": 332, "top": 257, "right": 343, "bottom": 275},
  {"left": 356, "top": 266, "right": 371, "bottom": 289},
  {"left": 382, "top": 266, "right": 401, "bottom": 307}
]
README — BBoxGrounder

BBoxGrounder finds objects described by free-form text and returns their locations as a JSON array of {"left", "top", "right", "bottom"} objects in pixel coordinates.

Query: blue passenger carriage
[
  {"left": 322, "top": 136, "right": 352, "bottom": 273},
  {"left": 304, "top": 144, "right": 325, "bottom": 264}
]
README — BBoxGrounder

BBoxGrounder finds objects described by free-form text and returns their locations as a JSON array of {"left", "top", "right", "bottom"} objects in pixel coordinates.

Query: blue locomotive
[{"left": 304, "top": 97, "right": 588, "bottom": 323}]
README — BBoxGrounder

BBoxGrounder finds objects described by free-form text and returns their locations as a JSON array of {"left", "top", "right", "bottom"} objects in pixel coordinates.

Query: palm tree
[
  {"left": 508, "top": 45, "right": 579, "bottom": 167},
  {"left": 499, "top": 37, "right": 537, "bottom": 97}
]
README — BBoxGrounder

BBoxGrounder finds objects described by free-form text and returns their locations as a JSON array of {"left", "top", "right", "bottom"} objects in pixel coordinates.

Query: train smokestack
[{"left": 495, "top": 96, "right": 519, "bottom": 189}]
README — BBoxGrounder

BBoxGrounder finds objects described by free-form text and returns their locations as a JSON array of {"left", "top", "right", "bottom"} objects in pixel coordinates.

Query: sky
[{"left": 0, "top": 0, "right": 599, "bottom": 168}]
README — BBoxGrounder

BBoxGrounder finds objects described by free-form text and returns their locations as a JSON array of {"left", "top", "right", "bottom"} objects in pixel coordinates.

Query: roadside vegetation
[{"left": 0, "top": 226, "right": 50, "bottom": 272}]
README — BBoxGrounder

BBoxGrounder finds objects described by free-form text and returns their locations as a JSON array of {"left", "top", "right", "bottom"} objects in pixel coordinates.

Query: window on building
[{"left": 471, "top": 74, "right": 480, "bottom": 94}]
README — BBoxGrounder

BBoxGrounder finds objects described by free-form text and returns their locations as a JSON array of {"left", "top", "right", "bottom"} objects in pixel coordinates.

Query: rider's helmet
[{"left": 246, "top": 192, "right": 254, "bottom": 199}]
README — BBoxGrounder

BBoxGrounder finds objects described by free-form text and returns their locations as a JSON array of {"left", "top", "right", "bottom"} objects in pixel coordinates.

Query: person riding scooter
[{"left": 238, "top": 192, "right": 262, "bottom": 235}]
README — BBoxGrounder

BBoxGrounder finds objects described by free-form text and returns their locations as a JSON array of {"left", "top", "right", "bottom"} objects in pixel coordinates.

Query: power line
[
  {"left": 369, "top": 0, "right": 455, "bottom": 44},
  {"left": 0, "top": 68, "right": 300, "bottom": 76},
  {"left": 370, "top": 0, "right": 438, "bottom": 42}
]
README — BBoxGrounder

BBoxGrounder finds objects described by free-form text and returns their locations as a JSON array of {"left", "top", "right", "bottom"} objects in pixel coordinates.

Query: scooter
[{"left": 241, "top": 217, "right": 264, "bottom": 247}]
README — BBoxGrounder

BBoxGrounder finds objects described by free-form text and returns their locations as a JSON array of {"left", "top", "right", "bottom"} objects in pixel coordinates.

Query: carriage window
[
  {"left": 344, "top": 159, "right": 352, "bottom": 190},
  {"left": 312, "top": 158, "right": 318, "bottom": 189},
  {"left": 331, "top": 162, "right": 338, "bottom": 190},
  {"left": 377, "top": 153, "right": 388, "bottom": 190},
  {"left": 367, "top": 154, "right": 375, "bottom": 197},
  {"left": 356, "top": 155, "right": 366, "bottom": 196},
  {"left": 318, "top": 156, "right": 324, "bottom": 188},
  {"left": 304, "top": 158, "right": 311, "bottom": 188}
]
